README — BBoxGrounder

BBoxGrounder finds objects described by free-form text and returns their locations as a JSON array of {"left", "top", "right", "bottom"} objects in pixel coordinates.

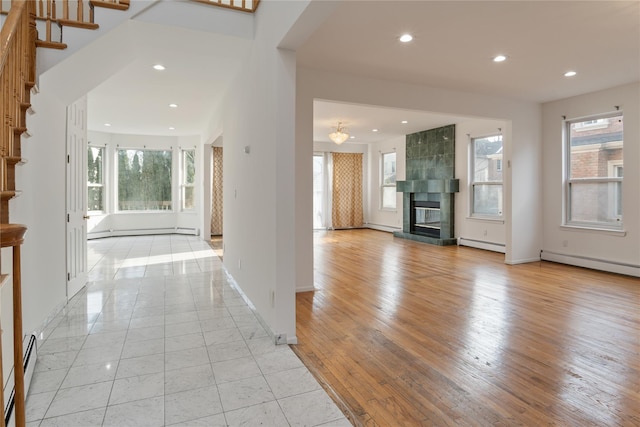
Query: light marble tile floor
[{"left": 26, "top": 235, "right": 351, "bottom": 427}]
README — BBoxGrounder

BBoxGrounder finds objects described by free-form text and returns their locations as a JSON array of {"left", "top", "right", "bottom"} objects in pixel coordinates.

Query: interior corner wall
[
  {"left": 221, "top": 2, "right": 309, "bottom": 342},
  {"left": 297, "top": 67, "right": 542, "bottom": 264},
  {"left": 541, "top": 82, "right": 640, "bottom": 275}
]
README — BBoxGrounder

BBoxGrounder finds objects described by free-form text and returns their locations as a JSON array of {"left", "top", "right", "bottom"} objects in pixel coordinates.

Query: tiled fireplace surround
[{"left": 394, "top": 124, "right": 459, "bottom": 246}]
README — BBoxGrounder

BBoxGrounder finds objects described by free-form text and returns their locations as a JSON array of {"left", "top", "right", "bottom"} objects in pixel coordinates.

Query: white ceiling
[{"left": 85, "top": 0, "right": 640, "bottom": 142}]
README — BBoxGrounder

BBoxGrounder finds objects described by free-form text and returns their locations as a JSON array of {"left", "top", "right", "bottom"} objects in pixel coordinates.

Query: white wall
[
  {"left": 219, "top": 0, "right": 313, "bottom": 343},
  {"left": 366, "top": 136, "right": 405, "bottom": 232},
  {"left": 541, "top": 82, "right": 640, "bottom": 276},
  {"left": 2, "top": 87, "right": 69, "bottom": 381},
  {"left": 297, "top": 67, "right": 542, "bottom": 266},
  {"left": 455, "top": 119, "right": 508, "bottom": 250}
]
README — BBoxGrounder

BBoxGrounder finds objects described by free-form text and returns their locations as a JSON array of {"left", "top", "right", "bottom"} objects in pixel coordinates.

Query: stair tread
[
  {"left": 57, "top": 19, "right": 99, "bottom": 30},
  {"left": 0, "top": 223, "right": 28, "bottom": 248},
  {"left": 90, "top": 0, "right": 130, "bottom": 11},
  {"left": 4, "top": 157, "right": 26, "bottom": 165},
  {"left": 36, "top": 40, "right": 68, "bottom": 50}
]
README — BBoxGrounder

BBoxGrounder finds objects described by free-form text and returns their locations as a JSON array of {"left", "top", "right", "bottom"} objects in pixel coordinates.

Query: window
[
  {"left": 566, "top": 113, "right": 623, "bottom": 228},
  {"left": 117, "top": 148, "right": 173, "bottom": 211},
  {"left": 470, "top": 135, "right": 503, "bottom": 217},
  {"left": 381, "top": 152, "right": 397, "bottom": 210},
  {"left": 87, "top": 146, "right": 105, "bottom": 212},
  {"left": 181, "top": 149, "right": 196, "bottom": 210}
]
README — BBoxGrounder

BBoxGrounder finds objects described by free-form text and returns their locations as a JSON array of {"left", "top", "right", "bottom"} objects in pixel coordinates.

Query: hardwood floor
[{"left": 292, "top": 229, "right": 639, "bottom": 427}]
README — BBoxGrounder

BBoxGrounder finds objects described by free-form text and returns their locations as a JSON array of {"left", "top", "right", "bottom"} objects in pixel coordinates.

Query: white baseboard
[
  {"left": 296, "top": 285, "right": 316, "bottom": 293},
  {"left": 541, "top": 250, "right": 640, "bottom": 277},
  {"left": 458, "top": 237, "right": 506, "bottom": 254},
  {"left": 505, "top": 257, "right": 542, "bottom": 265},
  {"left": 365, "top": 223, "right": 401, "bottom": 233}
]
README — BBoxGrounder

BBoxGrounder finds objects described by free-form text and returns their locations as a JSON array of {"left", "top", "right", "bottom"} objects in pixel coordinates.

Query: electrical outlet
[
  {"left": 483, "top": 229, "right": 487, "bottom": 236},
  {"left": 562, "top": 240, "right": 568, "bottom": 248}
]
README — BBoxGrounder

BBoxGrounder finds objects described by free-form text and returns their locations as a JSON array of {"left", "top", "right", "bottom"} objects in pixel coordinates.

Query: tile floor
[{"left": 25, "top": 235, "right": 350, "bottom": 426}]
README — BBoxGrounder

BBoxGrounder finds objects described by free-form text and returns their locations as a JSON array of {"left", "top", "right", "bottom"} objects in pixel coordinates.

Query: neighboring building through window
[
  {"left": 117, "top": 148, "right": 173, "bottom": 211},
  {"left": 470, "top": 134, "right": 503, "bottom": 217},
  {"left": 381, "top": 151, "right": 397, "bottom": 210},
  {"left": 566, "top": 113, "right": 623, "bottom": 228},
  {"left": 181, "top": 149, "right": 196, "bottom": 210},
  {"left": 88, "top": 146, "right": 104, "bottom": 212}
]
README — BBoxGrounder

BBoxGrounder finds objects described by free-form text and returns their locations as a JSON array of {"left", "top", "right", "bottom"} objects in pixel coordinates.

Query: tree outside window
[
  {"left": 88, "top": 146, "right": 104, "bottom": 212},
  {"left": 181, "top": 149, "right": 196, "bottom": 211},
  {"left": 117, "top": 149, "right": 172, "bottom": 211}
]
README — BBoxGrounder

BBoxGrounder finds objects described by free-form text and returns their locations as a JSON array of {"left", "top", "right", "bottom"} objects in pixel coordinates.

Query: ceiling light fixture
[
  {"left": 372, "top": 129, "right": 379, "bottom": 132},
  {"left": 329, "top": 122, "right": 350, "bottom": 145},
  {"left": 399, "top": 34, "right": 413, "bottom": 43},
  {"left": 168, "top": 127, "right": 175, "bottom": 130},
  {"left": 564, "top": 71, "right": 577, "bottom": 77},
  {"left": 493, "top": 55, "right": 507, "bottom": 62},
  {"left": 153, "top": 64, "right": 165, "bottom": 71},
  {"left": 401, "top": 120, "right": 408, "bottom": 124},
  {"left": 169, "top": 103, "right": 178, "bottom": 108},
  {"left": 104, "top": 123, "right": 111, "bottom": 127}
]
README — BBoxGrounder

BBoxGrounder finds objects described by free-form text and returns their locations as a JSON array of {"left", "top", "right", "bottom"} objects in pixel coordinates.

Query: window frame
[
  {"left": 469, "top": 134, "right": 503, "bottom": 219},
  {"left": 87, "top": 145, "right": 105, "bottom": 213},
  {"left": 564, "top": 112, "right": 624, "bottom": 230},
  {"left": 115, "top": 147, "right": 174, "bottom": 212},
  {"left": 380, "top": 151, "right": 397, "bottom": 211},
  {"left": 180, "top": 148, "right": 196, "bottom": 211}
]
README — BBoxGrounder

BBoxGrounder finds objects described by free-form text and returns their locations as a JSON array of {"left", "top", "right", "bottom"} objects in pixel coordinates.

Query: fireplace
[
  {"left": 411, "top": 201, "right": 440, "bottom": 237},
  {"left": 394, "top": 124, "right": 459, "bottom": 246}
]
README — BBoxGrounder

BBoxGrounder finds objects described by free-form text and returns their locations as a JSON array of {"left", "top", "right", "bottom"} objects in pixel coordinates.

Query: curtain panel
[
  {"left": 332, "top": 152, "right": 364, "bottom": 229},
  {"left": 211, "top": 146, "right": 223, "bottom": 235}
]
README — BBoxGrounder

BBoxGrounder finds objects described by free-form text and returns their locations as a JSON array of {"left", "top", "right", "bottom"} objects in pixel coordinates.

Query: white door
[{"left": 66, "top": 97, "right": 88, "bottom": 299}]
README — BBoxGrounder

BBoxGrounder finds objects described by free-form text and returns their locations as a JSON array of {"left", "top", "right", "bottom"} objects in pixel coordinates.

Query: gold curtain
[
  {"left": 332, "top": 152, "right": 364, "bottom": 229},
  {"left": 211, "top": 146, "right": 223, "bottom": 235}
]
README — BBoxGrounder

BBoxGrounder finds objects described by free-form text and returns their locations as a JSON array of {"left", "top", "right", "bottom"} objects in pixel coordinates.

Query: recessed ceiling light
[
  {"left": 493, "top": 55, "right": 507, "bottom": 62},
  {"left": 169, "top": 103, "right": 178, "bottom": 108},
  {"left": 399, "top": 34, "right": 413, "bottom": 43},
  {"left": 564, "top": 71, "right": 577, "bottom": 77},
  {"left": 401, "top": 120, "right": 408, "bottom": 124},
  {"left": 168, "top": 127, "right": 175, "bottom": 130},
  {"left": 104, "top": 123, "right": 111, "bottom": 127},
  {"left": 153, "top": 64, "right": 165, "bottom": 71},
  {"left": 372, "top": 129, "right": 379, "bottom": 132},
  {"left": 350, "top": 136, "right": 355, "bottom": 139}
]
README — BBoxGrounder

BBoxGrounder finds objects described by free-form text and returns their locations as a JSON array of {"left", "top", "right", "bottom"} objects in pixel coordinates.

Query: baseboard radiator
[
  {"left": 541, "top": 250, "right": 640, "bottom": 277},
  {"left": 88, "top": 227, "right": 200, "bottom": 240},
  {"left": 458, "top": 237, "right": 506, "bottom": 254},
  {"left": 4, "top": 334, "right": 37, "bottom": 427}
]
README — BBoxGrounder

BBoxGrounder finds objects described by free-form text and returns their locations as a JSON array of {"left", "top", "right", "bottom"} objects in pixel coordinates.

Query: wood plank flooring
[{"left": 292, "top": 229, "right": 639, "bottom": 427}]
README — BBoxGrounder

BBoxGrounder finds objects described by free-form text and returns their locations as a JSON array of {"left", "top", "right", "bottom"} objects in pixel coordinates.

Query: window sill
[
  {"left": 379, "top": 208, "right": 397, "bottom": 213},
  {"left": 466, "top": 215, "right": 504, "bottom": 224},
  {"left": 561, "top": 224, "right": 626, "bottom": 236}
]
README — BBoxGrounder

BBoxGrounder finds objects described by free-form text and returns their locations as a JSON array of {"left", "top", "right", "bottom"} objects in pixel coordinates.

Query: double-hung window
[
  {"left": 181, "top": 149, "right": 196, "bottom": 211},
  {"left": 565, "top": 113, "right": 623, "bottom": 229},
  {"left": 87, "top": 146, "right": 105, "bottom": 212},
  {"left": 381, "top": 151, "right": 397, "bottom": 210},
  {"left": 470, "top": 135, "right": 503, "bottom": 217}
]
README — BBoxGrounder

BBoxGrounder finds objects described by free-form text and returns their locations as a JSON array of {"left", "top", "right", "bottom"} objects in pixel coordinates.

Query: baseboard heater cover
[
  {"left": 541, "top": 250, "right": 640, "bottom": 277},
  {"left": 88, "top": 227, "right": 199, "bottom": 239},
  {"left": 4, "top": 334, "right": 37, "bottom": 427},
  {"left": 458, "top": 237, "right": 506, "bottom": 254}
]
